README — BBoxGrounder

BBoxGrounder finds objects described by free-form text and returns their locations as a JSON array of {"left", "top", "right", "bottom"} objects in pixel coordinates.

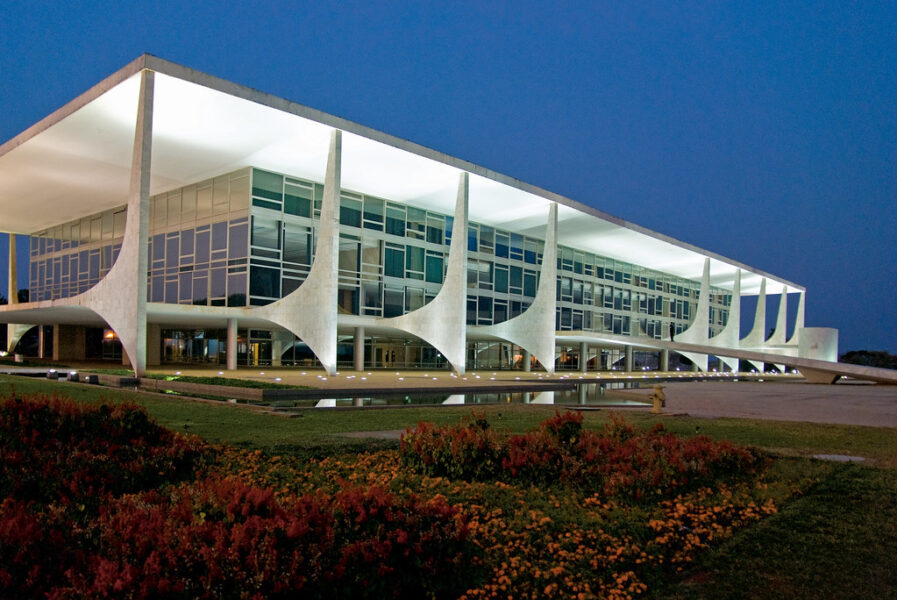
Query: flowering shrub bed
[
  {"left": 0, "top": 392, "right": 203, "bottom": 508},
  {"left": 0, "top": 393, "right": 471, "bottom": 599},
  {"left": 401, "top": 411, "right": 764, "bottom": 500},
  {"left": 1, "top": 394, "right": 783, "bottom": 599}
]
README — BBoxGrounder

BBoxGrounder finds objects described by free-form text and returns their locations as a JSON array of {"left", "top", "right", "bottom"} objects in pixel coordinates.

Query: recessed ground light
[
  {"left": 432, "top": 377, "right": 437, "bottom": 381},
  {"left": 175, "top": 371, "right": 181, "bottom": 375},
  {"left": 301, "top": 372, "right": 307, "bottom": 375},
  {"left": 321, "top": 377, "right": 327, "bottom": 381},
  {"left": 218, "top": 371, "right": 223, "bottom": 375},
  {"left": 398, "top": 377, "right": 404, "bottom": 381},
  {"left": 274, "top": 377, "right": 281, "bottom": 382},
  {"left": 361, "top": 377, "right": 367, "bottom": 380}
]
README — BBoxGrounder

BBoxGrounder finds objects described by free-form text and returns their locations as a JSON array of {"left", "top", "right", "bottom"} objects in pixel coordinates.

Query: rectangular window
[
  {"left": 363, "top": 281, "right": 382, "bottom": 310},
  {"left": 478, "top": 296, "right": 492, "bottom": 325},
  {"left": 285, "top": 183, "right": 312, "bottom": 217},
  {"left": 384, "top": 287, "right": 403, "bottom": 318},
  {"left": 509, "top": 265, "right": 522, "bottom": 293},
  {"left": 494, "top": 265, "right": 508, "bottom": 294},
  {"left": 363, "top": 197, "right": 384, "bottom": 231},
  {"left": 405, "top": 287, "right": 424, "bottom": 312},
  {"left": 523, "top": 271, "right": 537, "bottom": 297},
  {"left": 338, "top": 236, "right": 359, "bottom": 273},
  {"left": 426, "top": 215, "right": 444, "bottom": 245},
  {"left": 283, "top": 223, "right": 311, "bottom": 265},
  {"left": 386, "top": 204, "right": 405, "bottom": 237},
  {"left": 510, "top": 234, "right": 523, "bottom": 260},
  {"left": 340, "top": 195, "right": 362, "bottom": 228},
  {"left": 479, "top": 226, "right": 494, "bottom": 253},
  {"left": 406, "top": 207, "right": 426, "bottom": 240},
  {"left": 495, "top": 233, "right": 509, "bottom": 258},
  {"left": 425, "top": 254, "right": 443, "bottom": 284},
  {"left": 384, "top": 244, "right": 404, "bottom": 278},
  {"left": 493, "top": 300, "right": 508, "bottom": 324},
  {"left": 249, "top": 265, "right": 280, "bottom": 298},
  {"left": 405, "top": 245, "right": 424, "bottom": 278},
  {"left": 251, "top": 216, "right": 281, "bottom": 250},
  {"left": 252, "top": 169, "right": 284, "bottom": 202}
]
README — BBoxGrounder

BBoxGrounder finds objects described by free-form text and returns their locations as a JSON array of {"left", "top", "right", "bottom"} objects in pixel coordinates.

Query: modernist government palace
[{"left": 1, "top": 56, "right": 853, "bottom": 382}]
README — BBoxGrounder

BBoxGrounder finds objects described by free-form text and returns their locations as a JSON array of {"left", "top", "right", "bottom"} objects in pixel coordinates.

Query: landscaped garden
[{"left": 1, "top": 375, "right": 896, "bottom": 598}]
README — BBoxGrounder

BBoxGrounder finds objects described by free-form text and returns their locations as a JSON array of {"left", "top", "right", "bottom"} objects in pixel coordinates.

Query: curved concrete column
[
  {"left": 379, "top": 172, "right": 469, "bottom": 374},
  {"left": 5, "top": 233, "right": 34, "bottom": 353},
  {"left": 741, "top": 278, "right": 767, "bottom": 348},
  {"left": 254, "top": 130, "right": 342, "bottom": 374},
  {"left": 739, "top": 277, "right": 767, "bottom": 371},
  {"left": 708, "top": 269, "right": 740, "bottom": 371},
  {"left": 787, "top": 291, "right": 805, "bottom": 346},
  {"left": 473, "top": 203, "right": 558, "bottom": 373},
  {"left": 676, "top": 258, "right": 710, "bottom": 371},
  {"left": 6, "top": 323, "right": 34, "bottom": 354},
  {"left": 76, "top": 69, "right": 154, "bottom": 375},
  {"left": 767, "top": 286, "right": 788, "bottom": 346}
]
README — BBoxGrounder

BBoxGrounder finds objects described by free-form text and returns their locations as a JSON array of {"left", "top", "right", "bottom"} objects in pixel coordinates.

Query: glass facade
[
  {"left": 27, "top": 165, "right": 731, "bottom": 365},
  {"left": 30, "top": 169, "right": 251, "bottom": 307}
]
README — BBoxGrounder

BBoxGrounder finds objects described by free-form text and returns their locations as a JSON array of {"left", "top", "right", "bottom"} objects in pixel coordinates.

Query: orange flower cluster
[{"left": 210, "top": 415, "right": 779, "bottom": 600}]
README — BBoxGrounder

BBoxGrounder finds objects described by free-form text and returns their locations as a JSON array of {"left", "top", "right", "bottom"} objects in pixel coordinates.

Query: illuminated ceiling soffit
[{"left": 0, "top": 59, "right": 799, "bottom": 294}]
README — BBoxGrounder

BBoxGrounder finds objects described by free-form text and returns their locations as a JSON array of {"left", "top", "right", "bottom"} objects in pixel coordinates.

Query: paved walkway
[
  {"left": 654, "top": 381, "right": 897, "bottom": 428},
  {"left": 3, "top": 362, "right": 895, "bottom": 428}
]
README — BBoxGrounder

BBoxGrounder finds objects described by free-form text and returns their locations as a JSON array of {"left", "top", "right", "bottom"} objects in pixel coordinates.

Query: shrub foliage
[
  {"left": 0, "top": 392, "right": 470, "bottom": 599},
  {"left": 401, "top": 411, "right": 764, "bottom": 499}
]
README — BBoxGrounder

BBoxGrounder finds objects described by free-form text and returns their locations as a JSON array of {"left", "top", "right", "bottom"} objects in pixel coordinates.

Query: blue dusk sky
[{"left": 0, "top": 1, "right": 894, "bottom": 353}]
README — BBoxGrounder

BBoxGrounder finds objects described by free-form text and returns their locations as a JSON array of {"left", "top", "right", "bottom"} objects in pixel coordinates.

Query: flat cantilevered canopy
[{"left": 0, "top": 55, "right": 800, "bottom": 295}]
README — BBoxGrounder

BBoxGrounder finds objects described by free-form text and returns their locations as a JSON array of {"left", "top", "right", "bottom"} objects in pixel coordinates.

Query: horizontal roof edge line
[{"left": 0, "top": 56, "right": 147, "bottom": 159}]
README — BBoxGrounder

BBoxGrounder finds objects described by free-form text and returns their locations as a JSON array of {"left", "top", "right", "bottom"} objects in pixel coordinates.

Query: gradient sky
[{"left": 1, "top": 1, "right": 894, "bottom": 353}]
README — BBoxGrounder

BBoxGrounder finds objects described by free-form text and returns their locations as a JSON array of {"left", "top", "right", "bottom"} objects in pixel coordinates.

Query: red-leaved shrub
[{"left": 401, "top": 411, "right": 764, "bottom": 499}]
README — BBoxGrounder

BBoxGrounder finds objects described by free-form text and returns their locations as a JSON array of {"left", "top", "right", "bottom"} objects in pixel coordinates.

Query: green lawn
[{"left": 3, "top": 374, "right": 896, "bottom": 599}]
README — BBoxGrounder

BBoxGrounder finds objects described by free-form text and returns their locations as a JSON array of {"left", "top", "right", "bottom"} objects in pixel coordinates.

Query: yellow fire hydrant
[{"left": 650, "top": 385, "right": 666, "bottom": 414}]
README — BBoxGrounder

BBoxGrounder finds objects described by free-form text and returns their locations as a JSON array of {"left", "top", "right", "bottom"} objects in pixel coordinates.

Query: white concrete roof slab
[{"left": 0, "top": 55, "right": 801, "bottom": 295}]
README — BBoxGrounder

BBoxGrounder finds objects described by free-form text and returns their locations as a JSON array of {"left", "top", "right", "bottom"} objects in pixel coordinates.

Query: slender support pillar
[
  {"left": 147, "top": 324, "right": 161, "bottom": 366},
  {"left": 579, "top": 342, "right": 588, "bottom": 372},
  {"left": 740, "top": 277, "right": 767, "bottom": 371},
  {"left": 767, "top": 286, "right": 789, "bottom": 346},
  {"left": 77, "top": 69, "right": 154, "bottom": 376},
  {"left": 272, "top": 338, "right": 283, "bottom": 366},
  {"left": 38, "top": 326, "right": 45, "bottom": 359},
  {"left": 7, "top": 234, "right": 15, "bottom": 304},
  {"left": 624, "top": 345, "right": 633, "bottom": 372},
  {"left": 381, "top": 173, "right": 469, "bottom": 373},
  {"left": 788, "top": 291, "right": 805, "bottom": 346},
  {"left": 254, "top": 130, "right": 342, "bottom": 374},
  {"left": 708, "top": 269, "right": 740, "bottom": 372},
  {"left": 472, "top": 203, "right": 558, "bottom": 373},
  {"left": 6, "top": 233, "right": 33, "bottom": 353},
  {"left": 522, "top": 349, "right": 531, "bottom": 372},
  {"left": 354, "top": 326, "right": 365, "bottom": 371},
  {"left": 226, "top": 318, "right": 237, "bottom": 371},
  {"left": 742, "top": 278, "right": 767, "bottom": 347},
  {"left": 660, "top": 349, "right": 670, "bottom": 372},
  {"left": 677, "top": 258, "right": 710, "bottom": 371}
]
